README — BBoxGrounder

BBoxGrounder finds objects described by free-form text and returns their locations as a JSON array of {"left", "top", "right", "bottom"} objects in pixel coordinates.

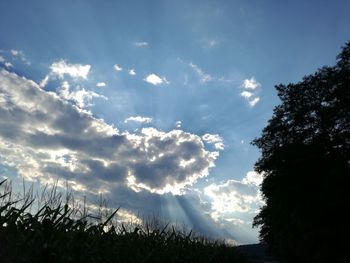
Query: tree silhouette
[{"left": 253, "top": 42, "right": 350, "bottom": 263}]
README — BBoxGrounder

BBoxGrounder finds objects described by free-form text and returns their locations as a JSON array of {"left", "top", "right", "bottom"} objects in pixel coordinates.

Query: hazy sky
[{"left": 0, "top": 0, "right": 349, "bottom": 244}]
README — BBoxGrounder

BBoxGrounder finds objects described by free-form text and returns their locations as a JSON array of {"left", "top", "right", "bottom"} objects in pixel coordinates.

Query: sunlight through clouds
[
  {"left": 0, "top": 69, "right": 218, "bottom": 196},
  {"left": 204, "top": 171, "right": 263, "bottom": 221},
  {"left": 57, "top": 81, "right": 107, "bottom": 108},
  {"left": 202, "top": 133, "right": 225, "bottom": 150}
]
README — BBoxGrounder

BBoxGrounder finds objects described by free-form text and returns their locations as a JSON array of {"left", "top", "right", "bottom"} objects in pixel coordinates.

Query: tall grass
[{"left": 0, "top": 179, "right": 250, "bottom": 263}]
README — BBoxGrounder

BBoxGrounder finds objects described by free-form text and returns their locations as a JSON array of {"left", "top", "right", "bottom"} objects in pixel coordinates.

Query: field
[{"left": 0, "top": 179, "right": 250, "bottom": 263}]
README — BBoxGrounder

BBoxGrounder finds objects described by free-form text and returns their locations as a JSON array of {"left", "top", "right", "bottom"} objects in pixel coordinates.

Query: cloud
[
  {"left": 144, "top": 73, "right": 169, "bottom": 86},
  {"left": 57, "top": 81, "right": 107, "bottom": 108},
  {"left": 189, "top": 62, "right": 212, "bottom": 83},
  {"left": 0, "top": 55, "right": 13, "bottom": 69},
  {"left": 39, "top": 75, "right": 50, "bottom": 88},
  {"left": 204, "top": 171, "right": 263, "bottom": 221},
  {"left": 242, "top": 171, "right": 263, "bottom": 186},
  {"left": 240, "top": 77, "right": 261, "bottom": 107},
  {"left": 0, "top": 69, "right": 218, "bottom": 196},
  {"left": 50, "top": 60, "right": 91, "bottom": 79},
  {"left": 202, "top": 133, "right": 225, "bottom": 150},
  {"left": 124, "top": 116, "right": 152, "bottom": 124},
  {"left": 113, "top": 64, "right": 123, "bottom": 72},
  {"left": 96, "top": 82, "right": 106, "bottom": 87},
  {"left": 248, "top": 97, "right": 260, "bottom": 107},
  {"left": 240, "top": 91, "right": 253, "bottom": 98},
  {"left": 10, "top": 50, "right": 19, "bottom": 56},
  {"left": 175, "top": 121, "right": 182, "bottom": 128},
  {"left": 125, "top": 128, "right": 218, "bottom": 195},
  {"left": 128, "top": 69, "right": 136, "bottom": 76},
  {"left": 242, "top": 77, "right": 260, "bottom": 90},
  {"left": 134, "top": 41, "right": 149, "bottom": 47},
  {"left": 10, "top": 49, "right": 30, "bottom": 65}
]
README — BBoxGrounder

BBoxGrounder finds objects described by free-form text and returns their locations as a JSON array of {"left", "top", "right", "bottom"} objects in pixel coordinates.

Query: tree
[{"left": 253, "top": 42, "right": 350, "bottom": 263}]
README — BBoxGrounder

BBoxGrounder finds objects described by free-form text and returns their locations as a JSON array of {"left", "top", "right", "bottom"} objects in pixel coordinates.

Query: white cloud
[
  {"left": 204, "top": 171, "right": 263, "bottom": 221},
  {"left": 202, "top": 133, "right": 225, "bottom": 150},
  {"left": 144, "top": 73, "right": 169, "bottom": 86},
  {"left": 134, "top": 41, "right": 149, "bottom": 47},
  {"left": 0, "top": 56, "right": 5, "bottom": 62},
  {"left": 240, "top": 91, "right": 253, "bottom": 98},
  {"left": 4, "top": 62, "right": 13, "bottom": 68},
  {"left": 113, "top": 64, "right": 123, "bottom": 72},
  {"left": 175, "top": 121, "right": 182, "bottom": 128},
  {"left": 124, "top": 116, "right": 152, "bottom": 124},
  {"left": 128, "top": 69, "right": 136, "bottom": 76},
  {"left": 96, "top": 82, "right": 106, "bottom": 87},
  {"left": 240, "top": 77, "right": 261, "bottom": 107},
  {"left": 242, "top": 171, "right": 263, "bottom": 186},
  {"left": 57, "top": 81, "right": 107, "bottom": 108},
  {"left": 248, "top": 97, "right": 260, "bottom": 107},
  {"left": 0, "top": 69, "right": 218, "bottom": 196},
  {"left": 50, "top": 60, "right": 91, "bottom": 79},
  {"left": 242, "top": 77, "right": 260, "bottom": 90},
  {"left": 39, "top": 75, "right": 50, "bottom": 88},
  {"left": 189, "top": 62, "right": 212, "bottom": 83}
]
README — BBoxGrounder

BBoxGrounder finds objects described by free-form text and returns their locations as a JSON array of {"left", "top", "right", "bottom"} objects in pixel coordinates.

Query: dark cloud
[{"left": 0, "top": 69, "right": 218, "bottom": 195}]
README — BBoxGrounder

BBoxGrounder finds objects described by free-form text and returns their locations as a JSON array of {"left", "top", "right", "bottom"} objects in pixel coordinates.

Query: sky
[{"left": 0, "top": 0, "right": 349, "bottom": 244}]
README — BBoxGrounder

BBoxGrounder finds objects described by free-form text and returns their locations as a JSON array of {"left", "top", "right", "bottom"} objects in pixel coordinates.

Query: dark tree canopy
[{"left": 253, "top": 42, "right": 350, "bottom": 263}]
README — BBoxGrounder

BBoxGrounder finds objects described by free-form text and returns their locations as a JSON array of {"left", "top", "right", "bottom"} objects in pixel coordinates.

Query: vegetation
[
  {"left": 253, "top": 42, "right": 350, "bottom": 263},
  {"left": 0, "top": 179, "right": 249, "bottom": 263}
]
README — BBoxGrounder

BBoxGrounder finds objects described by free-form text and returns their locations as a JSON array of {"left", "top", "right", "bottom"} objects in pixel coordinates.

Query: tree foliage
[{"left": 253, "top": 42, "right": 350, "bottom": 263}]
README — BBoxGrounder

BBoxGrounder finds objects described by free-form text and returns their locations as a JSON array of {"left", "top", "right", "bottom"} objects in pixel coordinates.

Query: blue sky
[{"left": 0, "top": 0, "right": 349, "bottom": 244}]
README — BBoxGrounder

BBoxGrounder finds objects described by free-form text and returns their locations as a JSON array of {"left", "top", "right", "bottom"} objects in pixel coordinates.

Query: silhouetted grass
[{"left": 0, "top": 179, "right": 250, "bottom": 263}]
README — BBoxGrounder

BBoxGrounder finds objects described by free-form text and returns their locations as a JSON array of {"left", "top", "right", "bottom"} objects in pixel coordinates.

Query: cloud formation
[
  {"left": 240, "top": 77, "right": 261, "bottom": 107},
  {"left": 189, "top": 62, "right": 212, "bottom": 83},
  {"left": 202, "top": 133, "right": 225, "bottom": 150},
  {"left": 134, "top": 41, "right": 149, "bottom": 47},
  {"left": 144, "top": 74, "right": 169, "bottom": 86},
  {"left": 57, "top": 81, "right": 107, "bottom": 108},
  {"left": 113, "top": 64, "right": 123, "bottom": 72},
  {"left": 175, "top": 121, "right": 182, "bottom": 128},
  {"left": 50, "top": 60, "right": 91, "bottom": 79},
  {"left": 0, "top": 55, "right": 13, "bottom": 68},
  {"left": 10, "top": 49, "right": 30, "bottom": 65},
  {"left": 124, "top": 116, "right": 152, "bottom": 124},
  {"left": 128, "top": 69, "right": 136, "bottom": 76},
  {"left": 242, "top": 77, "right": 260, "bottom": 90},
  {"left": 96, "top": 82, "right": 106, "bottom": 87},
  {"left": 0, "top": 69, "right": 218, "bottom": 196},
  {"left": 204, "top": 171, "right": 263, "bottom": 221}
]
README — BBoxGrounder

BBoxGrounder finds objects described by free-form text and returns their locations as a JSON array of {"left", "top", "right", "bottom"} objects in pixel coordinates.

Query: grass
[{"left": 0, "top": 179, "right": 250, "bottom": 263}]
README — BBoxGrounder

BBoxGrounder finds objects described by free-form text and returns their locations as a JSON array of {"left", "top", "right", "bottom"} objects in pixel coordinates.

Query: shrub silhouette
[{"left": 253, "top": 42, "right": 350, "bottom": 263}]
